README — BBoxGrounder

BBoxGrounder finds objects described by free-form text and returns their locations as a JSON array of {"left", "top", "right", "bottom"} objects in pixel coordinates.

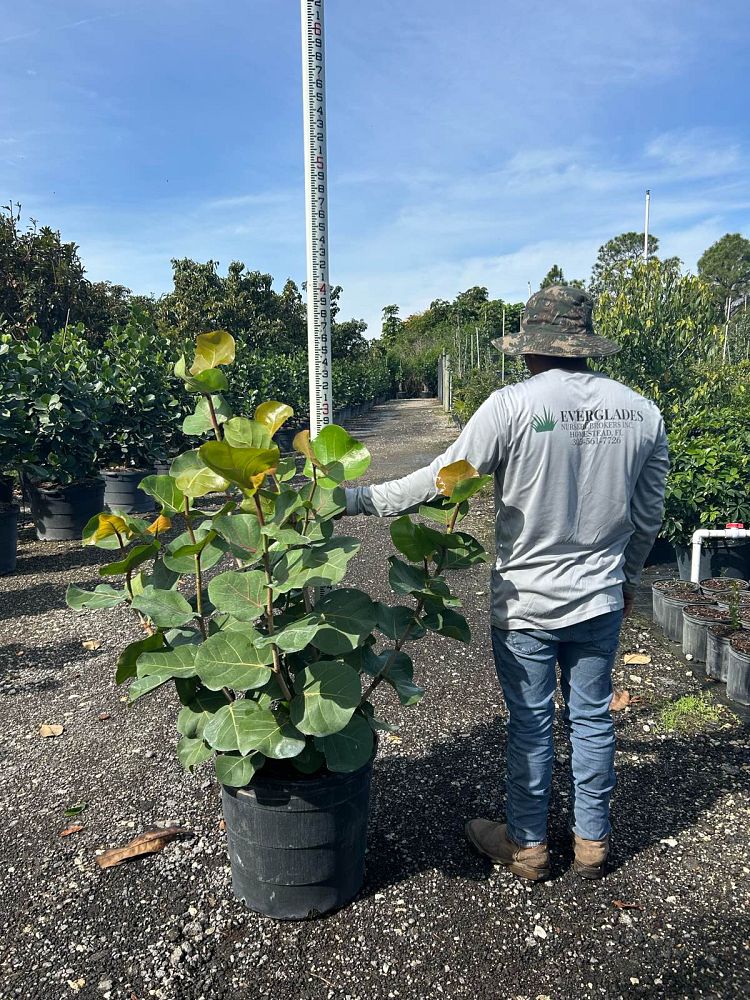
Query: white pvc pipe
[{"left": 690, "top": 526, "right": 750, "bottom": 583}]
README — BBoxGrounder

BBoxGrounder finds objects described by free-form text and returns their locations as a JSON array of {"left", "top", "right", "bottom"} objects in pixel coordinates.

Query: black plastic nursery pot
[
  {"left": 727, "top": 634, "right": 750, "bottom": 706},
  {"left": 101, "top": 468, "right": 156, "bottom": 515},
  {"left": 221, "top": 757, "right": 374, "bottom": 920},
  {"left": 675, "top": 540, "right": 750, "bottom": 583},
  {"left": 705, "top": 625, "right": 739, "bottom": 682},
  {"left": 0, "top": 476, "right": 14, "bottom": 504},
  {"left": 682, "top": 605, "right": 730, "bottom": 664},
  {"left": 0, "top": 504, "right": 19, "bottom": 575},
  {"left": 26, "top": 479, "right": 105, "bottom": 541}
]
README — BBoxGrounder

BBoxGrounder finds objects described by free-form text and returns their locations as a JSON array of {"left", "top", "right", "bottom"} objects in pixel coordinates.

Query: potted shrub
[
  {"left": 0, "top": 335, "right": 30, "bottom": 570},
  {"left": 663, "top": 393, "right": 750, "bottom": 580},
  {"left": 14, "top": 327, "right": 108, "bottom": 540},
  {"left": 99, "top": 313, "right": 187, "bottom": 513},
  {"left": 66, "top": 331, "right": 487, "bottom": 919}
]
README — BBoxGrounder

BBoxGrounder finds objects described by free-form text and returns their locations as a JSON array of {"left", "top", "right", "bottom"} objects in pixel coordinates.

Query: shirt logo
[{"left": 531, "top": 407, "right": 557, "bottom": 433}]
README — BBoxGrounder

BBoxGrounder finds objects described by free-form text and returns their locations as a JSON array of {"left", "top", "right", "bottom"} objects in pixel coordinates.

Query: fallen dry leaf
[
  {"left": 610, "top": 690, "right": 631, "bottom": 712},
  {"left": 82, "top": 639, "right": 101, "bottom": 651},
  {"left": 97, "top": 712, "right": 111, "bottom": 722},
  {"left": 39, "top": 723, "right": 64, "bottom": 738},
  {"left": 60, "top": 824, "right": 85, "bottom": 837},
  {"left": 218, "top": 818, "right": 226, "bottom": 832},
  {"left": 623, "top": 653, "right": 651, "bottom": 665},
  {"left": 96, "top": 826, "right": 191, "bottom": 869},
  {"left": 613, "top": 899, "right": 644, "bottom": 911}
]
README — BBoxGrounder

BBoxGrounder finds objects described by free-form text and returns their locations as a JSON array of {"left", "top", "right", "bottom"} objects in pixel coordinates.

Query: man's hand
[{"left": 623, "top": 588, "right": 635, "bottom": 619}]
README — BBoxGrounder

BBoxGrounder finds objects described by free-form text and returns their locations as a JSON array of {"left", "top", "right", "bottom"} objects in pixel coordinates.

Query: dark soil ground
[{"left": 1, "top": 400, "right": 748, "bottom": 1000}]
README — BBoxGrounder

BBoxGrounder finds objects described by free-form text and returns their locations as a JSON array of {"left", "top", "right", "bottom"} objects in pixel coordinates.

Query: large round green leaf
[
  {"left": 116, "top": 633, "right": 165, "bottom": 684},
  {"left": 176, "top": 736, "right": 214, "bottom": 772},
  {"left": 131, "top": 586, "right": 195, "bottom": 628},
  {"left": 258, "top": 615, "right": 322, "bottom": 653},
  {"left": 174, "top": 355, "right": 229, "bottom": 394},
  {"left": 374, "top": 602, "right": 426, "bottom": 641},
  {"left": 304, "top": 425, "right": 371, "bottom": 487},
  {"left": 136, "top": 642, "right": 199, "bottom": 679},
  {"left": 190, "top": 330, "right": 235, "bottom": 374},
  {"left": 194, "top": 632, "right": 273, "bottom": 691},
  {"left": 314, "top": 714, "right": 374, "bottom": 772},
  {"left": 99, "top": 542, "right": 159, "bottom": 577},
  {"left": 208, "top": 570, "right": 268, "bottom": 621},
  {"left": 66, "top": 583, "right": 126, "bottom": 611},
  {"left": 170, "top": 450, "right": 229, "bottom": 498},
  {"left": 382, "top": 651, "right": 425, "bottom": 706},
  {"left": 204, "top": 701, "right": 304, "bottom": 758},
  {"left": 273, "top": 538, "right": 360, "bottom": 593},
  {"left": 223, "top": 417, "right": 272, "bottom": 450},
  {"left": 177, "top": 687, "right": 229, "bottom": 737},
  {"left": 182, "top": 395, "right": 233, "bottom": 436},
  {"left": 212, "top": 512, "right": 262, "bottom": 559},
  {"left": 421, "top": 601, "right": 471, "bottom": 643},
  {"left": 163, "top": 529, "right": 227, "bottom": 574},
  {"left": 389, "top": 516, "right": 441, "bottom": 563},
  {"left": 312, "top": 588, "right": 378, "bottom": 654},
  {"left": 214, "top": 751, "right": 263, "bottom": 788},
  {"left": 138, "top": 475, "right": 185, "bottom": 515},
  {"left": 289, "top": 660, "right": 361, "bottom": 736},
  {"left": 199, "top": 441, "right": 280, "bottom": 493}
]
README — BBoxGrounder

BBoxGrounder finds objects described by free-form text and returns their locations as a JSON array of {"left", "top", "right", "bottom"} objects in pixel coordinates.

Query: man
[{"left": 345, "top": 285, "right": 669, "bottom": 882}]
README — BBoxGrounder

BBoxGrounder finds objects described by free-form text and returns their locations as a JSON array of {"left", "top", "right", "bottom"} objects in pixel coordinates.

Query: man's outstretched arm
[{"left": 346, "top": 393, "right": 506, "bottom": 516}]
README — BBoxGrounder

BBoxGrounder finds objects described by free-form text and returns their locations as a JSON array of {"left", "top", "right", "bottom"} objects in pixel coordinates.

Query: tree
[
  {"left": 381, "top": 304, "right": 403, "bottom": 344},
  {"left": 540, "top": 265, "right": 565, "bottom": 288},
  {"left": 0, "top": 203, "right": 96, "bottom": 339},
  {"left": 590, "top": 231, "right": 660, "bottom": 296},
  {"left": 594, "top": 258, "right": 721, "bottom": 406},
  {"left": 698, "top": 233, "right": 750, "bottom": 307}
]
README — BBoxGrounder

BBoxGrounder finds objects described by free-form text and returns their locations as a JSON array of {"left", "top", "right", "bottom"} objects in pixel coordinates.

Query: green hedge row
[{"left": 0, "top": 312, "right": 392, "bottom": 486}]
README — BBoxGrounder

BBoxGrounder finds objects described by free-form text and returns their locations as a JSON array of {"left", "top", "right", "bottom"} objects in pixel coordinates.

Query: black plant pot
[
  {"left": 154, "top": 461, "right": 172, "bottom": 477},
  {"left": 0, "top": 504, "right": 19, "bottom": 575},
  {"left": 0, "top": 476, "right": 14, "bottom": 505},
  {"left": 675, "top": 540, "right": 750, "bottom": 582},
  {"left": 101, "top": 468, "right": 156, "bottom": 515},
  {"left": 26, "top": 479, "right": 105, "bottom": 541},
  {"left": 222, "top": 758, "right": 373, "bottom": 920}
]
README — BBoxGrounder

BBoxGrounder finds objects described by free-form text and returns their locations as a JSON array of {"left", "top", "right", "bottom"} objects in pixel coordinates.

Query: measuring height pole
[
  {"left": 301, "top": 0, "right": 333, "bottom": 436},
  {"left": 643, "top": 189, "right": 651, "bottom": 260}
]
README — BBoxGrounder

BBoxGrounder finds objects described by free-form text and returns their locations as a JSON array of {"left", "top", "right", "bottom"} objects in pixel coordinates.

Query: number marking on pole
[{"left": 301, "top": 0, "right": 333, "bottom": 437}]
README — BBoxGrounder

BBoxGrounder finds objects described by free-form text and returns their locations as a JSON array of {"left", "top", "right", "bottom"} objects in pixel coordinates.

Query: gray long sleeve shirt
[{"left": 346, "top": 370, "right": 669, "bottom": 631}]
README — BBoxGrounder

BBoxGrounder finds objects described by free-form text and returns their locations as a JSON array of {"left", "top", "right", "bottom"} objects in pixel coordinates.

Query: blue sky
[{"left": 2, "top": 0, "right": 749, "bottom": 335}]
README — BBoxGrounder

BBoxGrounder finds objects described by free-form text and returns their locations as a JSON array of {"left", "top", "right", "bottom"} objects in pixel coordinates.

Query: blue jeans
[{"left": 491, "top": 610, "right": 623, "bottom": 847}]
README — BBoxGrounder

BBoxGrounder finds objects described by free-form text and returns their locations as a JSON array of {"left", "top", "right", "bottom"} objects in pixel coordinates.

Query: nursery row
[
  {"left": 0, "top": 312, "right": 392, "bottom": 490},
  {"left": 653, "top": 577, "right": 750, "bottom": 706}
]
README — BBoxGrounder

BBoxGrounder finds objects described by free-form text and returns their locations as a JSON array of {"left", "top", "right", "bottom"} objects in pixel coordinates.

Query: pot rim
[{"left": 224, "top": 752, "right": 376, "bottom": 798}]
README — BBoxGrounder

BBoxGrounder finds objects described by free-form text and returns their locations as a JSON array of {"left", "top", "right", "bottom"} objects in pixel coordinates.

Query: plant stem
[
  {"left": 183, "top": 497, "right": 207, "bottom": 638},
  {"left": 253, "top": 493, "right": 293, "bottom": 701},
  {"left": 205, "top": 394, "right": 223, "bottom": 441},
  {"left": 302, "top": 466, "right": 318, "bottom": 536}
]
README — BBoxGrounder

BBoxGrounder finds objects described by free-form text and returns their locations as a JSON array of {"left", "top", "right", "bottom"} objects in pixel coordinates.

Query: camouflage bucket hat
[{"left": 492, "top": 285, "right": 620, "bottom": 358}]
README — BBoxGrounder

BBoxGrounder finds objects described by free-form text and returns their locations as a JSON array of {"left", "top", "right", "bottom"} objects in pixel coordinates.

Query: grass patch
[{"left": 659, "top": 692, "right": 723, "bottom": 733}]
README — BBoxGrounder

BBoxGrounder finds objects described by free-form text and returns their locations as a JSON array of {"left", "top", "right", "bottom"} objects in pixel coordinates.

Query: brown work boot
[
  {"left": 572, "top": 833, "right": 610, "bottom": 879},
  {"left": 465, "top": 819, "right": 550, "bottom": 882}
]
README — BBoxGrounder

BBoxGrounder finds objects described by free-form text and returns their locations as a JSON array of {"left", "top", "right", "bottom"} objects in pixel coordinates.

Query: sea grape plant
[{"left": 66, "top": 331, "right": 488, "bottom": 786}]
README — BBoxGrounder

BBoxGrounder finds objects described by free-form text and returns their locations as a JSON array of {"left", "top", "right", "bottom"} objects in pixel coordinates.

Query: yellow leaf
[
  {"left": 623, "top": 653, "right": 651, "bottom": 665},
  {"left": 84, "top": 513, "right": 131, "bottom": 546},
  {"left": 254, "top": 401, "right": 294, "bottom": 436},
  {"left": 609, "top": 690, "right": 631, "bottom": 712},
  {"left": 435, "top": 460, "right": 479, "bottom": 498},
  {"left": 190, "top": 330, "right": 235, "bottom": 375},
  {"left": 146, "top": 514, "right": 172, "bottom": 536},
  {"left": 82, "top": 640, "right": 101, "bottom": 651},
  {"left": 293, "top": 429, "right": 324, "bottom": 468}
]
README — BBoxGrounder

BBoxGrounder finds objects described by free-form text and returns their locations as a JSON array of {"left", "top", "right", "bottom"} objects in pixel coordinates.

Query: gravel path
[{"left": 1, "top": 399, "right": 748, "bottom": 1000}]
